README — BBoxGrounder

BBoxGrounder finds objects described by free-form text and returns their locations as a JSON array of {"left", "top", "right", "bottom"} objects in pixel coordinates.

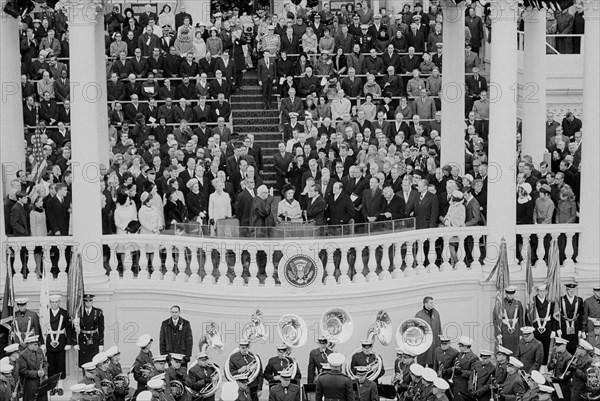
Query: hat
[
  {"left": 147, "top": 379, "right": 165, "bottom": 390},
  {"left": 458, "top": 336, "right": 473, "bottom": 347},
  {"left": 579, "top": 339, "right": 594, "bottom": 351},
  {"left": 70, "top": 383, "right": 87, "bottom": 393},
  {"left": 374, "top": 14, "right": 381, "bottom": 19},
  {"left": 239, "top": 339, "right": 250, "bottom": 347},
  {"left": 537, "top": 283, "right": 547, "bottom": 291},
  {"left": 593, "top": 286, "right": 600, "bottom": 291},
  {"left": 83, "top": 294, "right": 95, "bottom": 301},
  {"left": 409, "top": 363, "right": 424, "bottom": 376},
  {"left": 497, "top": 345, "right": 513, "bottom": 356},
  {"left": 327, "top": 353, "right": 345, "bottom": 367},
  {"left": 23, "top": 336, "right": 39, "bottom": 344},
  {"left": 49, "top": 294, "right": 61, "bottom": 302},
  {"left": 360, "top": 24, "right": 369, "bottom": 29},
  {"left": 0, "top": 363, "right": 13, "bottom": 374},
  {"left": 289, "top": 112, "right": 299, "bottom": 118},
  {"left": 317, "top": 336, "right": 328, "bottom": 344},
  {"left": 594, "top": 321, "right": 600, "bottom": 327},
  {"left": 106, "top": 346, "right": 120, "bottom": 358},
  {"left": 540, "top": 184, "right": 551, "bottom": 194},
  {"left": 361, "top": 339, "right": 373, "bottom": 347},
  {"left": 153, "top": 355, "right": 167, "bottom": 363},
  {"left": 480, "top": 350, "right": 493, "bottom": 358},
  {"left": 321, "top": 363, "right": 331, "bottom": 370},
  {"left": 508, "top": 357, "right": 523, "bottom": 368},
  {"left": 93, "top": 352, "right": 109, "bottom": 365},
  {"left": 521, "top": 326, "right": 535, "bottom": 335},
  {"left": 436, "top": 42, "right": 443, "bottom": 48},
  {"left": 433, "top": 378, "right": 449, "bottom": 390},
  {"left": 594, "top": 347, "right": 600, "bottom": 356},
  {"left": 355, "top": 366, "right": 369, "bottom": 375},
  {"left": 280, "top": 370, "right": 293, "bottom": 379},
  {"left": 452, "top": 190, "right": 464, "bottom": 199},
  {"left": 538, "top": 384, "right": 554, "bottom": 394},
  {"left": 213, "top": 12, "right": 223, "bottom": 17},
  {"left": 530, "top": 370, "right": 545, "bottom": 384},
  {"left": 519, "top": 183, "right": 532, "bottom": 195},
  {"left": 186, "top": 178, "right": 199, "bottom": 189},
  {"left": 277, "top": 344, "right": 288, "bottom": 351},
  {"left": 136, "top": 334, "right": 153, "bottom": 348},
  {"left": 140, "top": 191, "right": 151, "bottom": 203},
  {"left": 505, "top": 286, "right": 517, "bottom": 294},
  {"left": 554, "top": 337, "right": 569, "bottom": 345},
  {"left": 170, "top": 353, "right": 185, "bottom": 361},
  {"left": 403, "top": 349, "right": 416, "bottom": 358},
  {"left": 82, "top": 362, "right": 97, "bottom": 371},
  {"left": 464, "top": 174, "right": 474, "bottom": 183},
  {"left": 137, "top": 391, "right": 153, "bottom": 401},
  {"left": 564, "top": 281, "right": 578, "bottom": 288},
  {"left": 209, "top": 26, "right": 218, "bottom": 31},
  {"left": 421, "top": 368, "right": 437, "bottom": 382},
  {"left": 15, "top": 298, "right": 28, "bottom": 305},
  {"left": 412, "top": 14, "right": 422, "bottom": 20},
  {"left": 439, "top": 335, "right": 450, "bottom": 342},
  {"left": 4, "top": 344, "right": 19, "bottom": 354},
  {"left": 195, "top": 351, "right": 209, "bottom": 360}
]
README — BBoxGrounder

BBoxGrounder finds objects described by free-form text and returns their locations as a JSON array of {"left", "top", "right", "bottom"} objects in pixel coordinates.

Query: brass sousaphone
[
  {"left": 320, "top": 308, "right": 354, "bottom": 345},
  {"left": 277, "top": 314, "right": 308, "bottom": 379},
  {"left": 395, "top": 318, "right": 433, "bottom": 356},
  {"left": 186, "top": 323, "right": 225, "bottom": 400},
  {"left": 344, "top": 310, "right": 393, "bottom": 381},
  {"left": 224, "top": 311, "right": 265, "bottom": 383}
]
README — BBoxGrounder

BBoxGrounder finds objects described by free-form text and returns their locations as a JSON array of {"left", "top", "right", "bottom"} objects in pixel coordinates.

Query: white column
[
  {"left": 577, "top": 0, "right": 600, "bottom": 273},
  {"left": 486, "top": 0, "right": 519, "bottom": 269},
  {"left": 440, "top": 3, "right": 466, "bottom": 173},
  {"left": 0, "top": 9, "right": 26, "bottom": 195},
  {"left": 64, "top": 0, "right": 107, "bottom": 283},
  {"left": 521, "top": 8, "right": 547, "bottom": 163},
  {"left": 95, "top": 10, "right": 110, "bottom": 166}
]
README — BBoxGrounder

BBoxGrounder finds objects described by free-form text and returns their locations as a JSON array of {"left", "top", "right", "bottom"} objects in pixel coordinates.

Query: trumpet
[
  {"left": 449, "top": 359, "right": 460, "bottom": 384},
  {"left": 489, "top": 376, "right": 498, "bottom": 401},
  {"left": 559, "top": 355, "right": 578, "bottom": 380}
]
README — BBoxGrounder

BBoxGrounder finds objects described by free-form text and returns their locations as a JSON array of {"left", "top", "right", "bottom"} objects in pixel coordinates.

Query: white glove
[
  {"left": 580, "top": 332, "right": 587, "bottom": 339},
  {"left": 99, "top": 346, "right": 104, "bottom": 352},
  {"left": 556, "top": 330, "right": 562, "bottom": 337},
  {"left": 65, "top": 345, "right": 72, "bottom": 350},
  {"left": 74, "top": 345, "right": 80, "bottom": 351},
  {"left": 41, "top": 344, "right": 46, "bottom": 352},
  {"left": 497, "top": 334, "right": 502, "bottom": 343},
  {"left": 551, "top": 331, "right": 556, "bottom": 339}
]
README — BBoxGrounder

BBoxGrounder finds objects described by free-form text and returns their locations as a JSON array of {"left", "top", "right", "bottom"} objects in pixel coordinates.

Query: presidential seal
[{"left": 278, "top": 254, "right": 323, "bottom": 293}]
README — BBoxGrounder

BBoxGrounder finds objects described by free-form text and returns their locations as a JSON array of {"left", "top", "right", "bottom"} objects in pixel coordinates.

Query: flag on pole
[
  {"left": 0, "top": 264, "right": 15, "bottom": 332},
  {"left": 39, "top": 264, "right": 50, "bottom": 337},
  {"left": 545, "top": 238, "right": 562, "bottom": 322},
  {"left": 29, "top": 131, "right": 47, "bottom": 185},
  {"left": 486, "top": 238, "right": 511, "bottom": 335},
  {"left": 524, "top": 241, "right": 535, "bottom": 324},
  {"left": 67, "top": 253, "right": 84, "bottom": 322}
]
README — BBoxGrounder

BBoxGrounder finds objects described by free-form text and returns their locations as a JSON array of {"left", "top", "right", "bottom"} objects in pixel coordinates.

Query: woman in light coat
[
  {"left": 444, "top": 190, "right": 466, "bottom": 266},
  {"left": 208, "top": 178, "right": 232, "bottom": 236},
  {"left": 139, "top": 192, "right": 162, "bottom": 234}
]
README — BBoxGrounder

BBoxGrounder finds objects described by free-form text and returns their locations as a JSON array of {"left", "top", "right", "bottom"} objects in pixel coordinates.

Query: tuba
[
  {"left": 186, "top": 363, "right": 223, "bottom": 400},
  {"left": 586, "top": 365, "right": 600, "bottom": 400},
  {"left": 225, "top": 311, "right": 264, "bottom": 384},
  {"left": 170, "top": 380, "right": 186, "bottom": 400},
  {"left": 112, "top": 373, "right": 130, "bottom": 396},
  {"left": 395, "top": 318, "right": 433, "bottom": 357},
  {"left": 202, "top": 322, "right": 225, "bottom": 351},
  {"left": 277, "top": 314, "right": 308, "bottom": 380},
  {"left": 344, "top": 310, "right": 392, "bottom": 382},
  {"left": 242, "top": 310, "right": 267, "bottom": 343},
  {"left": 320, "top": 308, "right": 354, "bottom": 345},
  {"left": 100, "top": 379, "right": 115, "bottom": 397}
]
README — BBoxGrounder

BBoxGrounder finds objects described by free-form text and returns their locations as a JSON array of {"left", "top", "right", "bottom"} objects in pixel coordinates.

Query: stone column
[
  {"left": 521, "top": 8, "right": 547, "bottom": 163},
  {"left": 485, "top": 0, "right": 519, "bottom": 269},
  {"left": 440, "top": 2, "right": 466, "bottom": 173},
  {"left": 577, "top": 0, "right": 600, "bottom": 274},
  {"left": 63, "top": 0, "right": 107, "bottom": 284}
]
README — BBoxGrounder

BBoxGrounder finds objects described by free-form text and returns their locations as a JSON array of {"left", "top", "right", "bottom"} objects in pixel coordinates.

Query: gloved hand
[
  {"left": 74, "top": 345, "right": 80, "bottom": 351},
  {"left": 557, "top": 329, "right": 562, "bottom": 337},
  {"left": 65, "top": 345, "right": 72, "bottom": 351},
  {"left": 99, "top": 345, "right": 104, "bottom": 352}
]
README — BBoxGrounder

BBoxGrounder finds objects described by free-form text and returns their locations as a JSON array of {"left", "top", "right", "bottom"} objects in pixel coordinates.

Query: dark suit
[
  {"left": 210, "top": 79, "right": 231, "bottom": 99},
  {"left": 307, "top": 348, "right": 332, "bottom": 384},
  {"left": 361, "top": 188, "right": 384, "bottom": 220},
  {"left": 129, "top": 57, "right": 149, "bottom": 77},
  {"left": 257, "top": 57, "right": 276, "bottom": 108},
  {"left": 10, "top": 202, "right": 29, "bottom": 236},
  {"left": 269, "top": 383, "right": 300, "bottom": 401},
  {"left": 235, "top": 189, "right": 255, "bottom": 226},
  {"left": 414, "top": 191, "right": 439, "bottom": 229},
  {"left": 340, "top": 77, "right": 363, "bottom": 98},
  {"left": 315, "top": 371, "right": 354, "bottom": 401},
  {"left": 45, "top": 196, "right": 70, "bottom": 235},
  {"left": 273, "top": 152, "right": 293, "bottom": 191},
  {"left": 327, "top": 193, "right": 355, "bottom": 225},
  {"left": 159, "top": 318, "right": 193, "bottom": 360},
  {"left": 379, "top": 195, "right": 406, "bottom": 220},
  {"left": 306, "top": 196, "right": 327, "bottom": 226},
  {"left": 280, "top": 33, "right": 300, "bottom": 55}
]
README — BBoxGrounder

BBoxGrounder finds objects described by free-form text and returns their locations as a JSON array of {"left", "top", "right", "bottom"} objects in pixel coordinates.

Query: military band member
[
  {"left": 432, "top": 336, "right": 459, "bottom": 381},
  {"left": 393, "top": 348, "right": 415, "bottom": 396},
  {"left": 133, "top": 334, "right": 154, "bottom": 393},
  {"left": 46, "top": 294, "right": 72, "bottom": 396},
  {"left": 234, "top": 374, "right": 254, "bottom": 401},
  {"left": 94, "top": 352, "right": 114, "bottom": 400},
  {"left": 349, "top": 339, "right": 385, "bottom": 382},
  {"left": 77, "top": 294, "right": 105, "bottom": 367},
  {"left": 419, "top": 368, "right": 438, "bottom": 401},
  {"left": 319, "top": 363, "right": 331, "bottom": 377},
  {"left": 315, "top": 353, "right": 354, "bottom": 401},
  {"left": 517, "top": 370, "right": 542, "bottom": 401},
  {"left": 185, "top": 351, "right": 218, "bottom": 401},
  {"left": 150, "top": 354, "right": 168, "bottom": 379},
  {"left": 308, "top": 336, "right": 332, "bottom": 383},
  {"left": 352, "top": 365, "right": 378, "bottom": 401},
  {"left": 13, "top": 298, "right": 43, "bottom": 346},
  {"left": 81, "top": 361, "right": 97, "bottom": 385},
  {"left": 269, "top": 370, "right": 300, "bottom": 401},
  {"left": 452, "top": 336, "right": 478, "bottom": 401},
  {"left": 69, "top": 383, "right": 87, "bottom": 401},
  {"left": 137, "top": 390, "right": 153, "bottom": 401},
  {"left": 589, "top": 321, "right": 600, "bottom": 349},
  {"left": 494, "top": 286, "right": 524, "bottom": 354},
  {"left": 432, "top": 378, "right": 450, "bottom": 401},
  {"left": 583, "top": 286, "right": 600, "bottom": 338},
  {"left": 0, "top": 360, "right": 15, "bottom": 401},
  {"left": 405, "top": 363, "right": 424, "bottom": 401},
  {"left": 106, "top": 346, "right": 128, "bottom": 401},
  {"left": 546, "top": 337, "right": 572, "bottom": 401},
  {"left": 494, "top": 346, "right": 513, "bottom": 384},
  {"left": 228, "top": 339, "right": 264, "bottom": 401},
  {"left": 3, "top": 343, "right": 20, "bottom": 387},
  {"left": 558, "top": 281, "right": 585, "bottom": 354},
  {"left": 264, "top": 344, "right": 301, "bottom": 385},
  {"left": 536, "top": 384, "right": 555, "bottom": 401},
  {"left": 165, "top": 353, "right": 187, "bottom": 400},
  {"left": 498, "top": 357, "right": 525, "bottom": 401},
  {"left": 569, "top": 339, "right": 594, "bottom": 401},
  {"left": 83, "top": 383, "right": 104, "bottom": 401},
  {"left": 463, "top": 350, "right": 495, "bottom": 401},
  {"left": 526, "top": 284, "right": 556, "bottom": 365},
  {"left": 148, "top": 378, "right": 176, "bottom": 401},
  {"left": 516, "top": 327, "right": 544, "bottom": 373},
  {"left": 18, "top": 335, "right": 48, "bottom": 401}
]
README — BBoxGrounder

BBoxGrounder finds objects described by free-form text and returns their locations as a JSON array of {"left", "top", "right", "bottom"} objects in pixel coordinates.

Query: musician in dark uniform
[
  {"left": 46, "top": 294, "right": 72, "bottom": 396},
  {"left": 558, "top": 281, "right": 585, "bottom": 354},
  {"left": 526, "top": 284, "right": 556, "bottom": 365},
  {"left": 464, "top": 350, "right": 495, "bottom": 401},
  {"left": 93, "top": 352, "right": 115, "bottom": 399},
  {"left": 147, "top": 378, "right": 176, "bottom": 401},
  {"left": 269, "top": 370, "right": 300, "bottom": 401},
  {"left": 315, "top": 353, "right": 354, "bottom": 401},
  {"left": 516, "top": 327, "right": 544, "bottom": 373},
  {"left": 419, "top": 368, "right": 438, "bottom": 401},
  {"left": 392, "top": 348, "right": 415, "bottom": 397},
  {"left": 234, "top": 374, "right": 255, "bottom": 401},
  {"left": 536, "top": 385, "right": 555, "bottom": 401},
  {"left": 547, "top": 337, "right": 572, "bottom": 401},
  {"left": 352, "top": 365, "right": 378, "bottom": 401},
  {"left": 13, "top": 298, "right": 43, "bottom": 346},
  {"left": 18, "top": 336, "right": 48, "bottom": 401},
  {"left": 228, "top": 339, "right": 264, "bottom": 401},
  {"left": 186, "top": 351, "right": 218, "bottom": 401},
  {"left": 493, "top": 286, "right": 524, "bottom": 354},
  {"left": 570, "top": 339, "right": 594, "bottom": 401},
  {"left": 349, "top": 339, "right": 385, "bottom": 382},
  {"left": 452, "top": 336, "right": 478, "bottom": 401},
  {"left": 4, "top": 343, "right": 21, "bottom": 389},
  {"left": 81, "top": 361, "right": 97, "bottom": 385},
  {"left": 583, "top": 286, "right": 600, "bottom": 338},
  {"left": 149, "top": 354, "right": 168, "bottom": 380},
  {"left": 432, "top": 378, "right": 451, "bottom": 401},
  {"left": 133, "top": 334, "right": 154, "bottom": 394},
  {"left": 405, "top": 364, "right": 424, "bottom": 401},
  {"left": 498, "top": 357, "right": 525, "bottom": 401},
  {"left": 0, "top": 360, "right": 15, "bottom": 401},
  {"left": 165, "top": 353, "right": 188, "bottom": 399},
  {"left": 264, "top": 345, "right": 301, "bottom": 385},
  {"left": 106, "top": 346, "right": 129, "bottom": 401},
  {"left": 432, "top": 336, "right": 458, "bottom": 381},
  {"left": 76, "top": 294, "right": 104, "bottom": 368},
  {"left": 308, "top": 336, "right": 332, "bottom": 384},
  {"left": 589, "top": 321, "right": 600, "bottom": 349},
  {"left": 494, "top": 346, "right": 512, "bottom": 384}
]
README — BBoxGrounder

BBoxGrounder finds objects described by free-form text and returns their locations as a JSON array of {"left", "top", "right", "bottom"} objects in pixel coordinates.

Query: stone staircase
[{"left": 231, "top": 70, "right": 282, "bottom": 189}]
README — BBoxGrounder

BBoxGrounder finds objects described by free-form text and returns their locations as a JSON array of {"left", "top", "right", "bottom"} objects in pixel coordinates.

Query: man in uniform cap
[
  {"left": 498, "top": 357, "right": 525, "bottom": 401},
  {"left": 350, "top": 339, "right": 384, "bottom": 382},
  {"left": 0, "top": 360, "right": 15, "bottom": 400},
  {"left": 315, "top": 353, "right": 353, "bottom": 401},
  {"left": 357, "top": 25, "right": 373, "bottom": 54},
  {"left": 537, "top": 384, "right": 554, "bottom": 401},
  {"left": 559, "top": 280, "right": 584, "bottom": 354},
  {"left": 228, "top": 339, "right": 264, "bottom": 401},
  {"left": 516, "top": 327, "right": 543, "bottom": 373},
  {"left": 589, "top": 321, "right": 600, "bottom": 349},
  {"left": 132, "top": 334, "right": 154, "bottom": 395},
  {"left": 147, "top": 378, "right": 172, "bottom": 400},
  {"left": 106, "top": 346, "right": 128, "bottom": 401},
  {"left": 352, "top": 365, "right": 378, "bottom": 401},
  {"left": 407, "top": 364, "right": 424, "bottom": 398},
  {"left": 93, "top": 352, "right": 113, "bottom": 395},
  {"left": 432, "top": 378, "right": 450, "bottom": 401},
  {"left": 494, "top": 286, "right": 524, "bottom": 354},
  {"left": 464, "top": 350, "right": 495, "bottom": 401},
  {"left": 69, "top": 383, "right": 87, "bottom": 401},
  {"left": 46, "top": 294, "right": 72, "bottom": 395},
  {"left": 13, "top": 298, "right": 43, "bottom": 346},
  {"left": 393, "top": 348, "right": 415, "bottom": 393},
  {"left": 149, "top": 354, "right": 168, "bottom": 379},
  {"left": 433, "top": 335, "right": 458, "bottom": 382},
  {"left": 269, "top": 369, "right": 300, "bottom": 401},
  {"left": 159, "top": 305, "right": 194, "bottom": 364},
  {"left": 525, "top": 284, "right": 556, "bottom": 365},
  {"left": 264, "top": 345, "right": 301, "bottom": 385},
  {"left": 546, "top": 336, "right": 571, "bottom": 400},
  {"left": 494, "top": 346, "right": 512, "bottom": 384},
  {"left": 453, "top": 336, "right": 477, "bottom": 401},
  {"left": 308, "top": 336, "right": 332, "bottom": 383},
  {"left": 570, "top": 339, "right": 594, "bottom": 401},
  {"left": 81, "top": 361, "right": 97, "bottom": 385},
  {"left": 18, "top": 336, "right": 48, "bottom": 401},
  {"left": 3, "top": 344, "right": 20, "bottom": 385},
  {"left": 165, "top": 353, "right": 187, "bottom": 397},
  {"left": 419, "top": 368, "right": 437, "bottom": 401},
  {"left": 76, "top": 294, "right": 104, "bottom": 369},
  {"left": 186, "top": 351, "right": 218, "bottom": 401},
  {"left": 584, "top": 286, "right": 600, "bottom": 340}
]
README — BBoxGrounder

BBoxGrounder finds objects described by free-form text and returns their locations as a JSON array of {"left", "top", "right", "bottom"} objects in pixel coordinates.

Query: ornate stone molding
[
  {"left": 547, "top": 103, "right": 584, "bottom": 119},
  {"left": 487, "top": 0, "right": 520, "bottom": 23},
  {"left": 59, "top": 0, "right": 105, "bottom": 24}
]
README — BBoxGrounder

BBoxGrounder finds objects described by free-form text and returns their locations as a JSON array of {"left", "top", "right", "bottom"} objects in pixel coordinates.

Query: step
[
  {"left": 230, "top": 102, "right": 272, "bottom": 110},
  {"left": 233, "top": 109, "right": 280, "bottom": 118},
  {"left": 233, "top": 116, "right": 280, "bottom": 125},
  {"left": 231, "top": 95, "right": 270, "bottom": 102},
  {"left": 250, "top": 133, "right": 282, "bottom": 140},
  {"left": 235, "top": 125, "right": 280, "bottom": 133}
]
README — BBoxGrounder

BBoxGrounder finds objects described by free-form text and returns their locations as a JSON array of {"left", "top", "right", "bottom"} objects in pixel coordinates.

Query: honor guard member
[
  {"left": 148, "top": 378, "right": 176, "bottom": 401},
  {"left": 133, "top": 334, "right": 154, "bottom": 394},
  {"left": 357, "top": 25, "right": 373, "bottom": 53},
  {"left": 536, "top": 384, "right": 555, "bottom": 401},
  {"left": 350, "top": 339, "right": 385, "bottom": 382},
  {"left": 419, "top": 368, "right": 438, "bottom": 401},
  {"left": 570, "top": 339, "right": 594, "bottom": 401},
  {"left": 4, "top": 343, "right": 21, "bottom": 386},
  {"left": 519, "top": 370, "right": 545, "bottom": 401},
  {"left": 452, "top": 336, "right": 478, "bottom": 401},
  {"left": 228, "top": 339, "right": 264, "bottom": 401},
  {"left": 433, "top": 335, "right": 459, "bottom": 381},
  {"left": 69, "top": 383, "right": 86, "bottom": 401},
  {"left": 526, "top": 284, "right": 556, "bottom": 365},
  {"left": 261, "top": 25, "right": 280, "bottom": 58},
  {"left": 516, "top": 327, "right": 544, "bottom": 373},
  {"left": 498, "top": 357, "right": 525, "bottom": 401},
  {"left": 81, "top": 361, "right": 97, "bottom": 385},
  {"left": 432, "top": 378, "right": 450, "bottom": 401},
  {"left": 494, "top": 346, "right": 512, "bottom": 384},
  {"left": 269, "top": 369, "right": 301, "bottom": 401},
  {"left": 18, "top": 335, "right": 48, "bottom": 401},
  {"left": 265, "top": 344, "right": 301, "bottom": 385},
  {"left": 185, "top": 351, "right": 218, "bottom": 401},
  {"left": 165, "top": 353, "right": 187, "bottom": 398},
  {"left": 13, "top": 298, "right": 43, "bottom": 346},
  {"left": 494, "top": 286, "right": 524, "bottom": 354},
  {"left": 559, "top": 281, "right": 584, "bottom": 354},
  {"left": 308, "top": 336, "right": 332, "bottom": 383},
  {"left": 0, "top": 360, "right": 15, "bottom": 401},
  {"left": 589, "top": 321, "right": 600, "bottom": 349},
  {"left": 77, "top": 294, "right": 105, "bottom": 368},
  {"left": 47, "top": 294, "right": 72, "bottom": 396},
  {"left": 584, "top": 286, "right": 600, "bottom": 338},
  {"left": 150, "top": 354, "right": 168, "bottom": 379},
  {"left": 464, "top": 350, "right": 495, "bottom": 401},
  {"left": 315, "top": 353, "right": 354, "bottom": 401},
  {"left": 546, "top": 337, "right": 571, "bottom": 401},
  {"left": 353, "top": 365, "right": 378, "bottom": 401}
]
